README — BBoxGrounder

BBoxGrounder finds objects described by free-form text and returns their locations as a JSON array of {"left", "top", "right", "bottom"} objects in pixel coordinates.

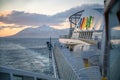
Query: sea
[{"left": 0, "top": 37, "right": 57, "bottom": 76}]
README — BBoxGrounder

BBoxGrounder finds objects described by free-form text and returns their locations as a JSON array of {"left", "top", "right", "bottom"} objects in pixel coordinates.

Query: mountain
[{"left": 10, "top": 25, "right": 69, "bottom": 38}]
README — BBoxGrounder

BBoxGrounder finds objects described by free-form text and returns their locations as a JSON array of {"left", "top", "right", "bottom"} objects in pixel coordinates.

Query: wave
[
  {"left": 0, "top": 42, "right": 50, "bottom": 73},
  {"left": 0, "top": 43, "right": 26, "bottom": 50},
  {"left": 0, "top": 43, "right": 47, "bottom": 50}
]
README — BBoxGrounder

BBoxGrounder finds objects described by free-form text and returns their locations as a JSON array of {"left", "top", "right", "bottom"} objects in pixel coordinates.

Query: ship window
[
  {"left": 90, "top": 32, "right": 92, "bottom": 38},
  {"left": 80, "top": 33, "right": 81, "bottom": 38},
  {"left": 86, "top": 32, "right": 87, "bottom": 39},
  {"left": 117, "top": 10, "right": 120, "bottom": 23},
  {"left": 82, "top": 32, "right": 83, "bottom": 38},
  {"left": 81, "top": 33, "right": 83, "bottom": 38},
  {"left": 87, "top": 32, "right": 89, "bottom": 39},
  {"left": 83, "top": 32, "right": 84, "bottom": 38},
  {"left": 86, "top": 32, "right": 89, "bottom": 39},
  {"left": 89, "top": 32, "right": 91, "bottom": 39},
  {"left": 79, "top": 32, "right": 81, "bottom": 38},
  {"left": 0, "top": 72, "right": 10, "bottom": 80},
  {"left": 84, "top": 32, "right": 85, "bottom": 39},
  {"left": 87, "top": 32, "right": 90, "bottom": 39},
  {"left": 86, "top": 32, "right": 88, "bottom": 39},
  {"left": 84, "top": 32, "right": 86, "bottom": 39},
  {"left": 37, "top": 78, "right": 47, "bottom": 80},
  {"left": 13, "top": 75, "right": 23, "bottom": 80},
  {"left": 80, "top": 32, "right": 82, "bottom": 38},
  {"left": 97, "top": 41, "right": 101, "bottom": 49},
  {"left": 90, "top": 32, "right": 93, "bottom": 39},
  {"left": 85, "top": 32, "right": 86, "bottom": 39}
]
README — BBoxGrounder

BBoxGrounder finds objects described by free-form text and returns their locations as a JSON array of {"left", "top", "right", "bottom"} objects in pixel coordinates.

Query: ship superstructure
[
  {"left": 53, "top": 8, "right": 105, "bottom": 80},
  {"left": 53, "top": 0, "right": 120, "bottom": 79}
]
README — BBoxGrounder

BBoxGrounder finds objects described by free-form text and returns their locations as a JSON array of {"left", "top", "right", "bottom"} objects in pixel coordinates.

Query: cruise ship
[
  {"left": 53, "top": 7, "right": 104, "bottom": 80},
  {"left": 0, "top": 0, "right": 120, "bottom": 80},
  {"left": 53, "top": 0, "right": 120, "bottom": 80}
]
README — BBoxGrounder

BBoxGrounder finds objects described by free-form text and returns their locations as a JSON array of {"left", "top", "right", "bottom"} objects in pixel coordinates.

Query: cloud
[
  {"left": 0, "top": 11, "right": 12, "bottom": 17},
  {"left": 0, "top": 10, "right": 70, "bottom": 26},
  {"left": 0, "top": 25, "right": 25, "bottom": 30},
  {"left": 0, "top": 22, "right": 26, "bottom": 30},
  {"left": 0, "top": 4, "right": 103, "bottom": 28}
]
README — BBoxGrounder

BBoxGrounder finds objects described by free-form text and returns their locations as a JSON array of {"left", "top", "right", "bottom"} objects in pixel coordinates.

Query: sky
[{"left": 0, "top": 0, "right": 104, "bottom": 37}]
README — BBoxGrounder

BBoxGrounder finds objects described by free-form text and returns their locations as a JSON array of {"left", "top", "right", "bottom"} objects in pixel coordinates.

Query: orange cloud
[
  {"left": 0, "top": 22, "right": 28, "bottom": 37},
  {"left": 0, "top": 11, "right": 12, "bottom": 17},
  {"left": 0, "top": 28, "right": 24, "bottom": 37},
  {"left": 0, "top": 22, "right": 14, "bottom": 26},
  {"left": 51, "top": 19, "right": 70, "bottom": 29}
]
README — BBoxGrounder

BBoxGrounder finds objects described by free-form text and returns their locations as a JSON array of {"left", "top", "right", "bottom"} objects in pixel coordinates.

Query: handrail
[
  {"left": 78, "top": 66, "right": 101, "bottom": 80},
  {"left": 0, "top": 66, "right": 58, "bottom": 80}
]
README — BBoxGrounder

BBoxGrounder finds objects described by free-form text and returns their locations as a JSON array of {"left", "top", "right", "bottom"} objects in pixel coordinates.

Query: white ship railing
[
  {"left": 56, "top": 44, "right": 101, "bottom": 80},
  {"left": 51, "top": 49, "right": 59, "bottom": 78},
  {"left": 78, "top": 66, "right": 101, "bottom": 80},
  {"left": 0, "top": 66, "right": 58, "bottom": 80}
]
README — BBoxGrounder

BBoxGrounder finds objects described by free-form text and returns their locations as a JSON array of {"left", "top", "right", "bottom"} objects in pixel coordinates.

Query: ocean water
[{"left": 0, "top": 38, "right": 57, "bottom": 75}]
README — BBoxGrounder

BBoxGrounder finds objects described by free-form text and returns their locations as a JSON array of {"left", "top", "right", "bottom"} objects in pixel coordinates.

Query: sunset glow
[
  {"left": 0, "top": 28, "right": 25, "bottom": 37},
  {"left": 0, "top": 22, "right": 27, "bottom": 37},
  {"left": 0, "top": 22, "right": 14, "bottom": 26},
  {"left": 0, "top": 0, "right": 104, "bottom": 37},
  {"left": 52, "top": 19, "right": 70, "bottom": 29},
  {"left": 0, "top": 11, "right": 12, "bottom": 17}
]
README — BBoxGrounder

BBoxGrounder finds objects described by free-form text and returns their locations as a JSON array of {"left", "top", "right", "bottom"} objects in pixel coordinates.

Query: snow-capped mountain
[{"left": 11, "top": 25, "right": 69, "bottom": 38}]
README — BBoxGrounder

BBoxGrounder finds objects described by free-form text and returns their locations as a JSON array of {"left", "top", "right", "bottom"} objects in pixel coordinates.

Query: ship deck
[{"left": 54, "top": 42, "right": 101, "bottom": 80}]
